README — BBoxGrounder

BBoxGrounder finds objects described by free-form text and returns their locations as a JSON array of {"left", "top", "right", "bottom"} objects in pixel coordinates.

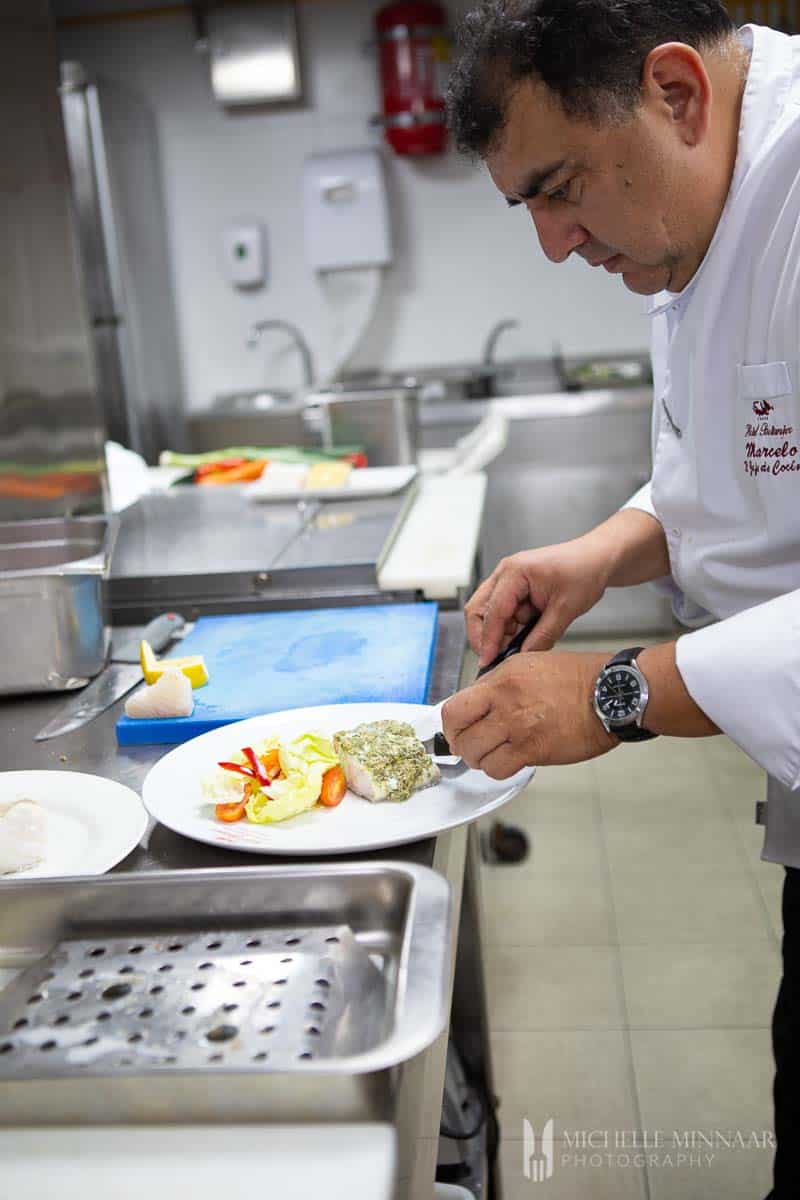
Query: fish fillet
[
  {"left": 333, "top": 719, "right": 440, "bottom": 803},
  {"left": 125, "top": 668, "right": 194, "bottom": 719},
  {"left": 0, "top": 799, "right": 46, "bottom": 875}
]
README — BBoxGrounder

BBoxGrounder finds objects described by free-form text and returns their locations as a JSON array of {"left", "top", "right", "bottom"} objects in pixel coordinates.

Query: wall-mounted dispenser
[
  {"left": 302, "top": 149, "right": 393, "bottom": 272},
  {"left": 203, "top": 2, "right": 303, "bottom": 107}
]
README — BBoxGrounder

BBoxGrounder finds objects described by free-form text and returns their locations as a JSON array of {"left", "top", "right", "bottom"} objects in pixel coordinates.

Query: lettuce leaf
[{"left": 244, "top": 731, "right": 338, "bottom": 824}]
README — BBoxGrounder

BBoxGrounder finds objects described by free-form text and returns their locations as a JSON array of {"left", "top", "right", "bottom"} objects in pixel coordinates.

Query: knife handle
[
  {"left": 145, "top": 612, "right": 186, "bottom": 653},
  {"left": 113, "top": 612, "right": 186, "bottom": 664},
  {"left": 476, "top": 609, "right": 542, "bottom": 678}
]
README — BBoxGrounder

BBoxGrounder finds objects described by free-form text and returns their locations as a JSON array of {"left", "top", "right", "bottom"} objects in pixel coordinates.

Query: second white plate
[
  {"left": 142, "top": 702, "right": 535, "bottom": 856},
  {"left": 0, "top": 771, "right": 147, "bottom": 880},
  {"left": 246, "top": 464, "right": 417, "bottom": 502}
]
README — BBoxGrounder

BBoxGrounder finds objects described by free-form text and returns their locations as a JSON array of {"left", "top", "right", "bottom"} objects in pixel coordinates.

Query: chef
[{"left": 443, "top": 2, "right": 800, "bottom": 1195}]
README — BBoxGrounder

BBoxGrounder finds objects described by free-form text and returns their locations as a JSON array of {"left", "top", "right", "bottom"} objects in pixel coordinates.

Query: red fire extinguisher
[{"left": 375, "top": 2, "right": 449, "bottom": 156}]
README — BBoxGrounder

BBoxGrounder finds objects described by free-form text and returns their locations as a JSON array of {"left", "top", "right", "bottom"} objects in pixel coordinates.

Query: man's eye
[{"left": 547, "top": 183, "right": 571, "bottom": 202}]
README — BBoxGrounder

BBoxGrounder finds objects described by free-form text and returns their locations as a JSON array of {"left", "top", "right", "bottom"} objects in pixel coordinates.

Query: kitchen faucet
[
  {"left": 246, "top": 319, "right": 315, "bottom": 389},
  {"left": 482, "top": 319, "right": 520, "bottom": 366}
]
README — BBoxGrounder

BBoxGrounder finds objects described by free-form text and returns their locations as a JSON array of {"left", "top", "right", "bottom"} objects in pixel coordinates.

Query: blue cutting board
[{"left": 116, "top": 603, "right": 439, "bottom": 746}]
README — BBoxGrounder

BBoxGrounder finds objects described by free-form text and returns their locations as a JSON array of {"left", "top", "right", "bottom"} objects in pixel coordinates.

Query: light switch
[{"left": 222, "top": 223, "right": 266, "bottom": 288}]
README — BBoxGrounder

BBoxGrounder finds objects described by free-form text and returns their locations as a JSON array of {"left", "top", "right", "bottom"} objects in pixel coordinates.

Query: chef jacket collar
[{"left": 645, "top": 24, "right": 793, "bottom": 319}]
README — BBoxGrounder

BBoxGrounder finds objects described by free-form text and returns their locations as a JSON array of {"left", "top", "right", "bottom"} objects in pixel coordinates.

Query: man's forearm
[
  {"left": 581, "top": 507, "right": 670, "bottom": 588},
  {"left": 637, "top": 642, "right": 720, "bottom": 737}
]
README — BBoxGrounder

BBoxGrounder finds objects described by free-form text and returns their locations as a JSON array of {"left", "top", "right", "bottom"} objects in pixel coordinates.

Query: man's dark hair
[{"left": 446, "top": 0, "right": 736, "bottom": 156}]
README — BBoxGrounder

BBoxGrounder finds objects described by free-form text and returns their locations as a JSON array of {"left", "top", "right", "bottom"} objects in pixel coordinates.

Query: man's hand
[
  {"left": 442, "top": 650, "right": 618, "bottom": 778},
  {"left": 466, "top": 509, "right": 669, "bottom": 667}
]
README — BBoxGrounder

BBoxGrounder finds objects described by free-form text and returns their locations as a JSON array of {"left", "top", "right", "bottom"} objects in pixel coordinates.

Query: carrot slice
[
  {"left": 259, "top": 748, "right": 282, "bottom": 780},
  {"left": 215, "top": 801, "right": 246, "bottom": 822},
  {"left": 320, "top": 765, "right": 346, "bottom": 807}
]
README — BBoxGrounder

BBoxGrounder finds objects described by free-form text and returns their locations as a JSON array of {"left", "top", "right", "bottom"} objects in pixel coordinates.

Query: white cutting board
[{"left": 378, "top": 473, "right": 486, "bottom": 599}]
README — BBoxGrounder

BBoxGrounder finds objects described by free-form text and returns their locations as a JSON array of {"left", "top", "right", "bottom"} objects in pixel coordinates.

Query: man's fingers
[
  {"left": 478, "top": 741, "right": 526, "bottom": 780},
  {"left": 464, "top": 572, "right": 500, "bottom": 654},
  {"left": 441, "top": 683, "right": 492, "bottom": 744},
  {"left": 522, "top": 613, "right": 561, "bottom": 651},
  {"left": 478, "top": 569, "right": 530, "bottom": 665},
  {"left": 449, "top": 709, "right": 509, "bottom": 768}
]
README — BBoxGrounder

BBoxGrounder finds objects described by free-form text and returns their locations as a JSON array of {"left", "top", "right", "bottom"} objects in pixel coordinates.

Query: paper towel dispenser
[
  {"left": 303, "top": 150, "right": 393, "bottom": 271},
  {"left": 205, "top": 2, "right": 302, "bottom": 107}
]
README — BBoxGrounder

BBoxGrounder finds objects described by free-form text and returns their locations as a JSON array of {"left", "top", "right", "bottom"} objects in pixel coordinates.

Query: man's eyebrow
[{"left": 505, "top": 159, "right": 567, "bottom": 207}]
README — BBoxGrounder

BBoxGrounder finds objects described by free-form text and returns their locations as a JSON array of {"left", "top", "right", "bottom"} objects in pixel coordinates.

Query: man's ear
[{"left": 641, "top": 42, "right": 712, "bottom": 146}]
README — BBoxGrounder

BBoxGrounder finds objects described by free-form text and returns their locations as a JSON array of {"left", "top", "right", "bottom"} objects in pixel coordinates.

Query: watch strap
[
  {"left": 613, "top": 722, "right": 658, "bottom": 743},
  {"left": 601, "top": 647, "right": 658, "bottom": 742},
  {"left": 608, "top": 646, "right": 646, "bottom": 667}
]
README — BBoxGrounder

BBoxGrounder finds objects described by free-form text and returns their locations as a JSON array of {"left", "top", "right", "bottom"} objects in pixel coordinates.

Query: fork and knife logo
[{"left": 523, "top": 1117, "right": 555, "bottom": 1183}]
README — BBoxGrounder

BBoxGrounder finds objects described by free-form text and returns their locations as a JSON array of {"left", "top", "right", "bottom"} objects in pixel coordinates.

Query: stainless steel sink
[{"left": 0, "top": 862, "right": 452, "bottom": 1126}]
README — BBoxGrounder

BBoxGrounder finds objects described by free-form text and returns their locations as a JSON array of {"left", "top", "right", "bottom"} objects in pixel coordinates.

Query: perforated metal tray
[{"left": 0, "top": 863, "right": 451, "bottom": 1125}]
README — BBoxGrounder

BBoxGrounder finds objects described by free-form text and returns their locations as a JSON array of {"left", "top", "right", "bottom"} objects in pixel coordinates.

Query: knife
[
  {"left": 420, "top": 610, "right": 542, "bottom": 761},
  {"left": 34, "top": 612, "right": 186, "bottom": 741}
]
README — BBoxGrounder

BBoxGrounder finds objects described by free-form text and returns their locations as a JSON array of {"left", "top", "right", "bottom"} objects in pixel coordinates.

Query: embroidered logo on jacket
[{"left": 744, "top": 398, "right": 800, "bottom": 477}]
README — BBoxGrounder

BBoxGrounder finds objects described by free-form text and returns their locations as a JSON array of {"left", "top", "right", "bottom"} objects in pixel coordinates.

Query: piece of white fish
[
  {"left": 333, "top": 720, "right": 440, "bottom": 803},
  {"left": 0, "top": 798, "right": 47, "bottom": 875},
  {"left": 125, "top": 668, "right": 194, "bottom": 719}
]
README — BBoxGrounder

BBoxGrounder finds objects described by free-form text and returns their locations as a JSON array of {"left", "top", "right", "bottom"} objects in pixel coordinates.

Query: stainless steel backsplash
[{"left": 0, "top": 1, "right": 107, "bottom": 521}]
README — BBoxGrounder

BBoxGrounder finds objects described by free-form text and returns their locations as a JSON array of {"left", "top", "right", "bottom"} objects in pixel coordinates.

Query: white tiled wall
[{"left": 55, "top": 0, "right": 651, "bottom": 411}]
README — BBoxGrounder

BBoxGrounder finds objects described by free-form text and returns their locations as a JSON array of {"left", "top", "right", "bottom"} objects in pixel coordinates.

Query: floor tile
[
  {"left": 731, "top": 815, "right": 768, "bottom": 868},
  {"left": 490, "top": 1030, "right": 639, "bottom": 1133},
  {"left": 751, "top": 860, "right": 784, "bottom": 942},
  {"left": 630, "top": 1028, "right": 774, "bottom": 1135},
  {"left": 620, "top": 943, "right": 780, "bottom": 1028},
  {"left": 486, "top": 945, "right": 624, "bottom": 1030},
  {"left": 609, "top": 865, "right": 771, "bottom": 943},
  {"left": 499, "top": 1137, "right": 647, "bottom": 1199},
  {"left": 646, "top": 1145, "right": 775, "bottom": 1200},
  {"left": 709, "top": 755, "right": 765, "bottom": 819},
  {"left": 597, "top": 752, "right": 723, "bottom": 826},
  {"left": 507, "top": 762, "right": 599, "bottom": 829},
  {"left": 604, "top": 817, "right": 745, "bottom": 873},
  {"left": 523, "top": 821, "right": 608, "bottom": 877},
  {"left": 483, "top": 866, "right": 615, "bottom": 946}
]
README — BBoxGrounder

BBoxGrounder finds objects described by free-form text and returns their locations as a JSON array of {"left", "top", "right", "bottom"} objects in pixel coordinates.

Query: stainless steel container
[
  {"left": 0, "top": 862, "right": 452, "bottom": 1126},
  {"left": 313, "top": 388, "right": 418, "bottom": 466},
  {"left": 0, "top": 515, "right": 117, "bottom": 695}
]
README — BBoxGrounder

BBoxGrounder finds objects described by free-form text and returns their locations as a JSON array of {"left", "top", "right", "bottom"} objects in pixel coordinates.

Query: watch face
[{"left": 596, "top": 667, "right": 642, "bottom": 723}]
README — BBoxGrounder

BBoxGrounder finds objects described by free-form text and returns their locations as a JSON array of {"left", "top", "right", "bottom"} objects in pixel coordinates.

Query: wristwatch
[{"left": 593, "top": 648, "right": 658, "bottom": 743}]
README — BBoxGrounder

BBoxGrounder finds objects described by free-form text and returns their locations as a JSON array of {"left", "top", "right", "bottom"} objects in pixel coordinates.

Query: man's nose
[{"left": 530, "top": 208, "right": 590, "bottom": 263}]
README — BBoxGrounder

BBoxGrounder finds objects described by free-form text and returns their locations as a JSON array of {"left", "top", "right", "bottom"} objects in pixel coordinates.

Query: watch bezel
[{"left": 593, "top": 661, "right": 650, "bottom": 731}]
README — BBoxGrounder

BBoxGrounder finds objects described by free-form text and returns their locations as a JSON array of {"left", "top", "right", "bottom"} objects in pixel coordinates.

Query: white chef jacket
[{"left": 623, "top": 24, "right": 800, "bottom": 867}]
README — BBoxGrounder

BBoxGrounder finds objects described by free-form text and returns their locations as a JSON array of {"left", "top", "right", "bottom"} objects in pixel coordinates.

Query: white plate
[
  {"left": 142, "top": 702, "right": 535, "bottom": 856},
  {"left": 246, "top": 464, "right": 417, "bottom": 502},
  {"left": 0, "top": 771, "right": 147, "bottom": 879}
]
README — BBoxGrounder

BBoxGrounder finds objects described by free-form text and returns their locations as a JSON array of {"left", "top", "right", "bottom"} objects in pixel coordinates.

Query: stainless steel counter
[
  {"left": 0, "top": 610, "right": 499, "bottom": 1200},
  {"left": 109, "top": 488, "right": 419, "bottom": 623},
  {"left": 0, "top": 609, "right": 465, "bottom": 872}
]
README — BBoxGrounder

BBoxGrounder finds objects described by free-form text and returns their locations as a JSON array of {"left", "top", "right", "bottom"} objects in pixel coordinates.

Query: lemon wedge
[{"left": 139, "top": 640, "right": 209, "bottom": 688}]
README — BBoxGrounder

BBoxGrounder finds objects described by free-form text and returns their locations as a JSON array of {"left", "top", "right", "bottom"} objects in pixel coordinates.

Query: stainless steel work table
[{"left": 0, "top": 609, "right": 501, "bottom": 1200}]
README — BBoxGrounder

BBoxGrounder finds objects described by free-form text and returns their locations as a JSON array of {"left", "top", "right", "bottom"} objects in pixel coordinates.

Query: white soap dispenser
[{"left": 302, "top": 149, "right": 393, "bottom": 272}]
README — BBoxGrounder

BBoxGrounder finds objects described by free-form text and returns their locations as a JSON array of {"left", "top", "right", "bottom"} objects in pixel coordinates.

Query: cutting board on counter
[{"left": 116, "top": 603, "right": 439, "bottom": 746}]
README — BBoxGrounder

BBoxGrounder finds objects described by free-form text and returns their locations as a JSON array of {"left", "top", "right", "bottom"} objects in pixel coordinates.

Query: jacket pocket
[{"left": 737, "top": 360, "right": 792, "bottom": 402}]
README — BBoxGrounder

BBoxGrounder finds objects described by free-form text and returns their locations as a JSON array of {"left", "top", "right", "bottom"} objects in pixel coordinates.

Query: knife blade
[{"left": 34, "top": 613, "right": 185, "bottom": 741}]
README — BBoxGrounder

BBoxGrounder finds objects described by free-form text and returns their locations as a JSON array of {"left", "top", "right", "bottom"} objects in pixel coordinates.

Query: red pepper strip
[
  {"left": 218, "top": 760, "right": 257, "bottom": 778},
  {"left": 242, "top": 746, "right": 270, "bottom": 786}
]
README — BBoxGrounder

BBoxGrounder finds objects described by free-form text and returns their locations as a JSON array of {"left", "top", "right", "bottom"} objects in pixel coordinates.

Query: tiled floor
[{"left": 480, "top": 639, "right": 782, "bottom": 1200}]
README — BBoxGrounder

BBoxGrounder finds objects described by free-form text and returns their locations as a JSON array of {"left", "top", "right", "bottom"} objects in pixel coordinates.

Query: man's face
[{"left": 486, "top": 76, "right": 699, "bottom": 295}]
